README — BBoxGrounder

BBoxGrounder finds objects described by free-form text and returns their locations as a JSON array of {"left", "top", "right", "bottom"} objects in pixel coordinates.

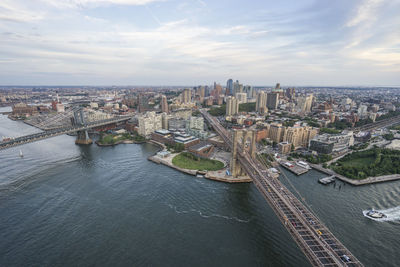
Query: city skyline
[{"left": 1, "top": 0, "right": 400, "bottom": 86}]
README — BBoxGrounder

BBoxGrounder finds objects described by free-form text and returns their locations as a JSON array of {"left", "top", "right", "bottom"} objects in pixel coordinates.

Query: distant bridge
[
  {"left": 0, "top": 114, "right": 131, "bottom": 150},
  {"left": 201, "top": 109, "right": 363, "bottom": 267}
]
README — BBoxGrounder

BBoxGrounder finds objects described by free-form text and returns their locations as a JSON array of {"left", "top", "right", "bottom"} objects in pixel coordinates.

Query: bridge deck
[
  {"left": 201, "top": 109, "right": 363, "bottom": 267},
  {"left": 0, "top": 116, "right": 131, "bottom": 150}
]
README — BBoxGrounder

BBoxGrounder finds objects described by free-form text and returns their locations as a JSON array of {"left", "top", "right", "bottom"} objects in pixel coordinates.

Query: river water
[{"left": 0, "top": 107, "right": 399, "bottom": 267}]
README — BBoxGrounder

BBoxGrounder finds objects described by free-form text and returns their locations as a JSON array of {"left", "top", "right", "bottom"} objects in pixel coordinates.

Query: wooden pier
[{"left": 279, "top": 161, "right": 309, "bottom": 175}]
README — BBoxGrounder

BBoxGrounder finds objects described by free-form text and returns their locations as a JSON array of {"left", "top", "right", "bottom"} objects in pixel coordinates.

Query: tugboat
[{"left": 365, "top": 209, "right": 387, "bottom": 219}]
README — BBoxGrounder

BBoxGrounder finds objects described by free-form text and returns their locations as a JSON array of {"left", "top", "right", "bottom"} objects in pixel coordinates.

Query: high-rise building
[
  {"left": 272, "top": 83, "right": 284, "bottom": 98},
  {"left": 243, "top": 85, "right": 254, "bottom": 99},
  {"left": 235, "top": 93, "right": 247, "bottom": 104},
  {"left": 226, "top": 96, "right": 239, "bottom": 116},
  {"left": 161, "top": 95, "right": 169, "bottom": 114},
  {"left": 188, "top": 117, "right": 204, "bottom": 131},
  {"left": 296, "top": 94, "right": 313, "bottom": 113},
  {"left": 283, "top": 125, "right": 318, "bottom": 148},
  {"left": 269, "top": 123, "right": 285, "bottom": 143},
  {"left": 226, "top": 79, "right": 233, "bottom": 96},
  {"left": 233, "top": 80, "right": 243, "bottom": 95},
  {"left": 213, "top": 83, "right": 223, "bottom": 98},
  {"left": 138, "top": 111, "right": 162, "bottom": 137},
  {"left": 137, "top": 94, "right": 150, "bottom": 113},
  {"left": 267, "top": 92, "right": 279, "bottom": 110},
  {"left": 161, "top": 113, "right": 169, "bottom": 129},
  {"left": 182, "top": 88, "right": 192, "bottom": 104},
  {"left": 256, "top": 91, "right": 267, "bottom": 113},
  {"left": 286, "top": 88, "right": 295, "bottom": 99}
]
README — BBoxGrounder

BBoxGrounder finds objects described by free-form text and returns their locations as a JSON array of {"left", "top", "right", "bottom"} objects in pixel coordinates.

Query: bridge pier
[
  {"left": 230, "top": 129, "right": 256, "bottom": 178},
  {"left": 75, "top": 130, "right": 92, "bottom": 145}
]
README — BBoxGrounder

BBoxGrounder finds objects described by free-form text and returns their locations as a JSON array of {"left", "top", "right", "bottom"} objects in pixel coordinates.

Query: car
[{"left": 342, "top": 255, "right": 351, "bottom": 262}]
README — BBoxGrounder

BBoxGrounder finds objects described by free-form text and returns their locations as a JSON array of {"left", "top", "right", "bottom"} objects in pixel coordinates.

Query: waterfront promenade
[{"left": 310, "top": 164, "right": 400, "bottom": 185}]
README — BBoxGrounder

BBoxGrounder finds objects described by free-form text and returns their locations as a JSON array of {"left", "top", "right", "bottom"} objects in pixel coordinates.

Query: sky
[{"left": 0, "top": 0, "right": 399, "bottom": 86}]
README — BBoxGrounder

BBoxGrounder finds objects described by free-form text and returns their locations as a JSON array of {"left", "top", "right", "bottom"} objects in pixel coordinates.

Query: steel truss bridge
[
  {"left": 0, "top": 116, "right": 131, "bottom": 150},
  {"left": 201, "top": 109, "right": 363, "bottom": 267}
]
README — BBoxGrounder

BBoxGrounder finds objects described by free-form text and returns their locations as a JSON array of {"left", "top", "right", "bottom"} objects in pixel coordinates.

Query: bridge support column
[
  {"left": 75, "top": 130, "right": 92, "bottom": 145},
  {"left": 230, "top": 129, "right": 257, "bottom": 178}
]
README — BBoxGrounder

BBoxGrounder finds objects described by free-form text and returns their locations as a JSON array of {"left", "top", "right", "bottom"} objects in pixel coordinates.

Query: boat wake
[
  {"left": 166, "top": 203, "right": 251, "bottom": 223},
  {"left": 363, "top": 206, "right": 400, "bottom": 222}
]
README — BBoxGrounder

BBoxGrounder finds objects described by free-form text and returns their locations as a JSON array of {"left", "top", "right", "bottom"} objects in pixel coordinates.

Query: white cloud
[
  {"left": 0, "top": 1, "right": 44, "bottom": 22},
  {"left": 40, "top": 0, "right": 163, "bottom": 9},
  {"left": 346, "top": 0, "right": 384, "bottom": 27}
]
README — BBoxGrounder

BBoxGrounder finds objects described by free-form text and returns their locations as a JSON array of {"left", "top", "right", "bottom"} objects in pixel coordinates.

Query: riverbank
[
  {"left": 310, "top": 163, "right": 400, "bottom": 185},
  {"left": 96, "top": 140, "right": 145, "bottom": 147},
  {"left": 148, "top": 152, "right": 251, "bottom": 183}
]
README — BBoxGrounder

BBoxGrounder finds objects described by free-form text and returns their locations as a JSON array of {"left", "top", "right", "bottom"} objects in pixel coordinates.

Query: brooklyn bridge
[{"left": 200, "top": 109, "right": 363, "bottom": 267}]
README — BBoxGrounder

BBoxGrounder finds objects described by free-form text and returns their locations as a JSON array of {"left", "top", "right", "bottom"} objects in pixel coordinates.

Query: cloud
[
  {"left": 346, "top": 0, "right": 384, "bottom": 27},
  {"left": 40, "top": 0, "right": 163, "bottom": 9},
  {"left": 0, "top": 1, "right": 44, "bottom": 22}
]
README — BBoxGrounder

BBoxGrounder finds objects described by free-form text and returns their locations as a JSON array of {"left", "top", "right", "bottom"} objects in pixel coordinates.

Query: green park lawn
[{"left": 172, "top": 152, "right": 224, "bottom": 171}]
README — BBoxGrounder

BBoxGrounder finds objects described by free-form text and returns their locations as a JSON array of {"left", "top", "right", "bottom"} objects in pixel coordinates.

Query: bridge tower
[
  {"left": 73, "top": 109, "right": 93, "bottom": 145},
  {"left": 230, "top": 129, "right": 256, "bottom": 177}
]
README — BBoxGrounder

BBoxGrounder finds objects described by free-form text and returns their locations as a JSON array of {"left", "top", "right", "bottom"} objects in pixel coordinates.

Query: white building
[
  {"left": 226, "top": 96, "right": 239, "bottom": 116},
  {"left": 55, "top": 103, "right": 65, "bottom": 113},
  {"left": 358, "top": 104, "right": 368, "bottom": 117},
  {"left": 90, "top": 102, "right": 99, "bottom": 109},
  {"left": 138, "top": 111, "right": 162, "bottom": 138},
  {"left": 188, "top": 116, "right": 204, "bottom": 131},
  {"left": 235, "top": 92, "right": 247, "bottom": 104},
  {"left": 86, "top": 110, "right": 112, "bottom": 122}
]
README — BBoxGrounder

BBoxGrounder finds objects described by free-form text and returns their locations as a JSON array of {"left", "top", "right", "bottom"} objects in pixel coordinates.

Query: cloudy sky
[{"left": 0, "top": 0, "right": 399, "bottom": 86}]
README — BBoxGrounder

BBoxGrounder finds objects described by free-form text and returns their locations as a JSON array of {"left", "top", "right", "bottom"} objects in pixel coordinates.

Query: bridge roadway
[
  {"left": 201, "top": 110, "right": 363, "bottom": 267},
  {"left": 0, "top": 116, "right": 131, "bottom": 150}
]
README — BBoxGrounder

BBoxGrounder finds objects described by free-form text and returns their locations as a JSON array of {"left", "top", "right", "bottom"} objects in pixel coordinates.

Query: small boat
[
  {"left": 365, "top": 209, "right": 386, "bottom": 219},
  {"left": 19, "top": 149, "right": 24, "bottom": 158}
]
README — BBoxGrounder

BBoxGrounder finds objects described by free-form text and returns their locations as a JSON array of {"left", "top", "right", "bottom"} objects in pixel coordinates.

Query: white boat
[
  {"left": 365, "top": 209, "right": 386, "bottom": 219},
  {"left": 19, "top": 149, "right": 24, "bottom": 158},
  {"left": 296, "top": 161, "right": 310, "bottom": 169}
]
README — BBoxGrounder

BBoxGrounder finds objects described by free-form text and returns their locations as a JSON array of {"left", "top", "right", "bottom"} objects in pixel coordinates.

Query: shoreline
[
  {"left": 148, "top": 152, "right": 251, "bottom": 183},
  {"left": 309, "top": 163, "right": 400, "bottom": 185}
]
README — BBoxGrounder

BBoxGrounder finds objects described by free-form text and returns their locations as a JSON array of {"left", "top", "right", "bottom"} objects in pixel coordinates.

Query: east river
[{"left": 1, "top": 107, "right": 399, "bottom": 267}]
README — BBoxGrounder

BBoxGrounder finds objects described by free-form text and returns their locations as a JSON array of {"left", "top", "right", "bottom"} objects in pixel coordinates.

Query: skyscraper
[
  {"left": 137, "top": 94, "right": 150, "bottom": 113},
  {"left": 243, "top": 85, "right": 254, "bottom": 99},
  {"left": 226, "top": 79, "right": 233, "bottom": 96},
  {"left": 226, "top": 96, "right": 239, "bottom": 116},
  {"left": 296, "top": 94, "right": 313, "bottom": 113},
  {"left": 267, "top": 92, "right": 279, "bottom": 110},
  {"left": 182, "top": 88, "right": 192, "bottom": 104},
  {"left": 161, "top": 95, "right": 169, "bottom": 113},
  {"left": 233, "top": 80, "right": 243, "bottom": 95},
  {"left": 256, "top": 91, "right": 267, "bottom": 113},
  {"left": 286, "top": 87, "right": 295, "bottom": 99}
]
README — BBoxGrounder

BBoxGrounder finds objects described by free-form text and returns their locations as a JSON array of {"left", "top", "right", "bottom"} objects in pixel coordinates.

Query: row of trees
[{"left": 290, "top": 152, "right": 332, "bottom": 164}]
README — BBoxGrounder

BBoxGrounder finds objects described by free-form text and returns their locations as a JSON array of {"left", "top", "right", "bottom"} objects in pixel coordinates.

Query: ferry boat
[{"left": 365, "top": 209, "right": 386, "bottom": 219}]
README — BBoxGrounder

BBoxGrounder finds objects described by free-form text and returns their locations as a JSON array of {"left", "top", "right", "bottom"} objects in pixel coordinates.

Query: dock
[
  {"left": 318, "top": 175, "right": 336, "bottom": 185},
  {"left": 279, "top": 161, "right": 309, "bottom": 175}
]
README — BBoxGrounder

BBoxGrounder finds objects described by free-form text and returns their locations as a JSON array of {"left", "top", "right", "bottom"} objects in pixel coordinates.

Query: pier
[{"left": 279, "top": 161, "right": 309, "bottom": 175}]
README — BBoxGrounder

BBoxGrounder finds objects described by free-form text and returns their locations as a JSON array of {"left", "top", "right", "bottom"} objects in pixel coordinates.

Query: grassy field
[
  {"left": 172, "top": 152, "right": 224, "bottom": 171},
  {"left": 340, "top": 156, "right": 375, "bottom": 168}
]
